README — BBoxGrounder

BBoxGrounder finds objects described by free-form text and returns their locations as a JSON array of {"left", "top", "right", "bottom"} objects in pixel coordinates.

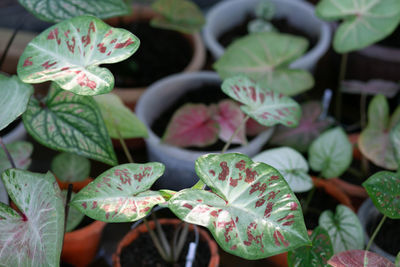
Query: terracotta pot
[{"left": 113, "top": 218, "right": 220, "bottom": 267}]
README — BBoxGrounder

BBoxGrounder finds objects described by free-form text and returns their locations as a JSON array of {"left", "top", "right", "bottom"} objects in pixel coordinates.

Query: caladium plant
[
  {"left": 51, "top": 152, "right": 91, "bottom": 183},
  {"left": 328, "top": 250, "right": 395, "bottom": 267}
]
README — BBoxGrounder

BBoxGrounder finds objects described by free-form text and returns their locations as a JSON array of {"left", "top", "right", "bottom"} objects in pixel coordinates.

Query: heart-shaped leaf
[
  {"left": 18, "top": 0, "right": 130, "bottom": 23},
  {"left": 213, "top": 99, "right": 246, "bottom": 145},
  {"left": 151, "top": 0, "right": 205, "bottom": 34},
  {"left": 94, "top": 93, "right": 148, "bottom": 139},
  {"left": 253, "top": 147, "right": 313, "bottom": 193},
  {"left": 319, "top": 205, "right": 364, "bottom": 253},
  {"left": 221, "top": 75, "right": 301, "bottom": 128},
  {"left": 359, "top": 94, "right": 400, "bottom": 170},
  {"left": 0, "top": 141, "right": 33, "bottom": 173},
  {"left": 316, "top": 0, "right": 400, "bottom": 53},
  {"left": 287, "top": 226, "right": 333, "bottom": 267},
  {"left": 51, "top": 152, "right": 91, "bottom": 182},
  {"left": 328, "top": 250, "right": 395, "bottom": 267},
  {"left": 214, "top": 32, "right": 314, "bottom": 96},
  {"left": 309, "top": 127, "right": 352, "bottom": 179},
  {"left": 162, "top": 104, "right": 219, "bottom": 147},
  {"left": 169, "top": 153, "right": 310, "bottom": 260},
  {"left": 23, "top": 84, "right": 117, "bottom": 166},
  {"left": 71, "top": 163, "right": 165, "bottom": 222},
  {"left": 342, "top": 80, "right": 400, "bottom": 98},
  {"left": 17, "top": 15, "right": 139, "bottom": 96},
  {"left": 363, "top": 171, "right": 400, "bottom": 219},
  {"left": 270, "top": 101, "right": 334, "bottom": 152},
  {"left": 63, "top": 191, "right": 85, "bottom": 232},
  {"left": 0, "top": 74, "right": 33, "bottom": 131},
  {"left": 0, "top": 169, "right": 64, "bottom": 267}
]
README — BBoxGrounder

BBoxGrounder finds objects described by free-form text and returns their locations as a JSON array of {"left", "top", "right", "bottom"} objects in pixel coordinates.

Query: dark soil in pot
[
  {"left": 119, "top": 224, "right": 211, "bottom": 267},
  {"left": 103, "top": 22, "right": 192, "bottom": 88},
  {"left": 366, "top": 214, "right": 400, "bottom": 255}
]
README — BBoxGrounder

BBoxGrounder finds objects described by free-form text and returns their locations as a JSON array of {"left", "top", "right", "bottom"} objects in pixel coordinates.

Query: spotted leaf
[
  {"left": 328, "top": 250, "right": 395, "bottom": 267},
  {"left": 71, "top": 163, "right": 165, "bottom": 222},
  {"left": 0, "top": 169, "right": 64, "bottom": 267},
  {"left": 17, "top": 15, "right": 139, "bottom": 96},
  {"left": 22, "top": 84, "right": 117, "bottom": 166},
  {"left": 51, "top": 152, "right": 90, "bottom": 182},
  {"left": 221, "top": 75, "right": 301, "bottom": 128},
  {"left": 287, "top": 226, "right": 333, "bottom": 267},
  {"left": 0, "top": 141, "right": 33, "bottom": 173},
  {"left": 363, "top": 171, "right": 400, "bottom": 219},
  {"left": 169, "top": 153, "right": 310, "bottom": 260}
]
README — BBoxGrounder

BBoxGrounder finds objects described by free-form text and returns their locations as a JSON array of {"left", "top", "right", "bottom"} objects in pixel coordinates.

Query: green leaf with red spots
[
  {"left": 168, "top": 153, "right": 310, "bottom": 260},
  {"left": 328, "top": 250, "right": 395, "bottom": 267},
  {"left": 70, "top": 163, "right": 165, "bottom": 222},
  {"left": 363, "top": 171, "right": 400, "bottom": 219},
  {"left": 151, "top": 0, "right": 205, "bottom": 34},
  {"left": 22, "top": 84, "right": 117, "bottom": 166},
  {"left": 162, "top": 104, "right": 219, "bottom": 147},
  {"left": 0, "top": 169, "right": 64, "bottom": 267},
  {"left": 287, "top": 226, "right": 333, "bottom": 267},
  {"left": 17, "top": 15, "right": 139, "bottom": 96},
  {"left": 221, "top": 75, "right": 301, "bottom": 128}
]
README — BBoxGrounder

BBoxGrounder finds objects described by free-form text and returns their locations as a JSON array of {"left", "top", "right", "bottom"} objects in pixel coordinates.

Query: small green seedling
[{"left": 247, "top": 0, "right": 277, "bottom": 34}]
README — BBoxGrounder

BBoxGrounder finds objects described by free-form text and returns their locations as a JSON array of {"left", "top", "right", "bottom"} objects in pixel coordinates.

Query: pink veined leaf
[
  {"left": 213, "top": 99, "right": 247, "bottom": 145},
  {"left": 246, "top": 117, "right": 269, "bottom": 136},
  {"left": 162, "top": 103, "right": 219, "bottom": 147},
  {"left": 328, "top": 250, "right": 395, "bottom": 267}
]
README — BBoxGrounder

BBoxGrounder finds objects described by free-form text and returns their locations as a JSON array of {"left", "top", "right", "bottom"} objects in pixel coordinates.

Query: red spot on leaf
[
  {"left": 230, "top": 173, "right": 242, "bottom": 187},
  {"left": 249, "top": 182, "right": 267, "bottom": 196},
  {"left": 115, "top": 37, "right": 134, "bottom": 48},
  {"left": 66, "top": 37, "right": 76, "bottom": 53},
  {"left": 42, "top": 61, "right": 57, "bottom": 69},
  {"left": 287, "top": 121, "right": 293, "bottom": 125},
  {"left": 47, "top": 28, "right": 61, "bottom": 45},
  {"left": 255, "top": 198, "right": 265, "bottom": 208},
  {"left": 218, "top": 161, "right": 229, "bottom": 181},
  {"left": 269, "top": 175, "right": 279, "bottom": 181},
  {"left": 217, "top": 219, "right": 236, "bottom": 242},
  {"left": 209, "top": 170, "right": 215, "bottom": 176},
  {"left": 230, "top": 245, "right": 237, "bottom": 250},
  {"left": 290, "top": 202, "right": 298, "bottom": 211},
  {"left": 107, "top": 51, "right": 111, "bottom": 56},
  {"left": 105, "top": 29, "right": 113, "bottom": 37},
  {"left": 110, "top": 39, "right": 117, "bottom": 44},
  {"left": 273, "top": 230, "right": 289, "bottom": 247},
  {"left": 264, "top": 202, "right": 274, "bottom": 218},
  {"left": 249, "top": 86, "right": 257, "bottom": 101},
  {"left": 97, "top": 43, "right": 107, "bottom": 53},
  {"left": 245, "top": 168, "right": 257, "bottom": 183},
  {"left": 244, "top": 222, "right": 264, "bottom": 252},
  {"left": 81, "top": 22, "right": 95, "bottom": 47},
  {"left": 115, "top": 169, "right": 131, "bottom": 185},
  {"left": 64, "top": 30, "right": 70, "bottom": 38},
  {"left": 23, "top": 57, "right": 33, "bottom": 67},
  {"left": 61, "top": 67, "right": 69, "bottom": 71},
  {"left": 82, "top": 202, "right": 87, "bottom": 209},
  {"left": 235, "top": 160, "right": 246, "bottom": 171},
  {"left": 92, "top": 201, "right": 98, "bottom": 209},
  {"left": 133, "top": 167, "right": 152, "bottom": 182},
  {"left": 183, "top": 203, "right": 193, "bottom": 210},
  {"left": 77, "top": 73, "right": 97, "bottom": 90},
  {"left": 267, "top": 190, "right": 280, "bottom": 200}
]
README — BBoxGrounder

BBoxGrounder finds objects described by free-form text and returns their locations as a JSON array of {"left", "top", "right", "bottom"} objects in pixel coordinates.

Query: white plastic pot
[
  {"left": 136, "top": 71, "right": 274, "bottom": 190},
  {"left": 203, "top": 0, "right": 331, "bottom": 71}
]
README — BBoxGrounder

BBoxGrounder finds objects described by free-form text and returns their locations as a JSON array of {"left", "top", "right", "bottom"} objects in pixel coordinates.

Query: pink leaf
[
  {"left": 328, "top": 250, "right": 395, "bottom": 267},
  {"left": 163, "top": 104, "right": 219, "bottom": 147},
  {"left": 246, "top": 117, "right": 269, "bottom": 136}
]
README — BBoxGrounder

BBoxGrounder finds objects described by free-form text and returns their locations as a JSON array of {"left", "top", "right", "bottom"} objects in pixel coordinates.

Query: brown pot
[{"left": 113, "top": 218, "right": 220, "bottom": 267}]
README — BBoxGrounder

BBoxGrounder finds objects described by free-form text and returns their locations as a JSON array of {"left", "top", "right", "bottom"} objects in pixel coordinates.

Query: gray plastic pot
[
  {"left": 203, "top": 0, "right": 331, "bottom": 71},
  {"left": 136, "top": 71, "right": 274, "bottom": 190}
]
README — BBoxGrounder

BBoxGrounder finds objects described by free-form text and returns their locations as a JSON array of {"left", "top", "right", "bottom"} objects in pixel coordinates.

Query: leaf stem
[
  {"left": 221, "top": 115, "right": 250, "bottom": 154},
  {"left": 0, "top": 27, "right": 19, "bottom": 71},
  {"left": 366, "top": 214, "right": 387, "bottom": 251},
  {"left": 335, "top": 53, "right": 348, "bottom": 122},
  {"left": 114, "top": 121, "right": 134, "bottom": 163},
  {"left": 143, "top": 218, "right": 170, "bottom": 262},
  {"left": 302, "top": 186, "right": 316, "bottom": 215},
  {"left": 0, "top": 137, "right": 16, "bottom": 168}
]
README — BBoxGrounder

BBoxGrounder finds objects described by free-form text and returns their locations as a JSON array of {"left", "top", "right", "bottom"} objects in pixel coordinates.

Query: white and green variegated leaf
[
  {"left": 0, "top": 74, "right": 33, "bottom": 131},
  {"left": 288, "top": 226, "right": 334, "bottom": 267},
  {"left": 329, "top": 250, "right": 396, "bottom": 267},
  {"left": 94, "top": 93, "right": 148, "bottom": 139},
  {"left": 316, "top": 0, "right": 400, "bottom": 53},
  {"left": 309, "top": 127, "right": 352, "bottom": 179},
  {"left": 51, "top": 152, "right": 90, "bottom": 182},
  {"left": 17, "top": 15, "right": 139, "bottom": 96},
  {"left": 18, "top": 0, "right": 130, "bottom": 23},
  {"left": 253, "top": 147, "right": 313, "bottom": 193},
  {"left": 169, "top": 153, "right": 310, "bottom": 260},
  {"left": 23, "top": 84, "right": 117, "bottom": 166},
  {"left": 319, "top": 205, "right": 364, "bottom": 254},
  {"left": 214, "top": 32, "right": 314, "bottom": 96},
  {"left": 359, "top": 94, "right": 400, "bottom": 170},
  {"left": 0, "top": 141, "right": 33, "bottom": 173},
  {"left": 151, "top": 0, "right": 205, "bottom": 34},
  {"left": 63, "top": 191, "right": 84, "bottom": 232},
  {"left": 221, "top": 75, "right": 301, "bottom": 128},
  {"left": 0, "top": 169, "right": 64, "bottom": 267},
  {"left": 71, "top": 163, "right": 165, "bottom": 222}
]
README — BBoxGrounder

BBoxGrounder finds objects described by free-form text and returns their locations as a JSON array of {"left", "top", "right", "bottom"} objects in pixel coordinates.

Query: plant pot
[
  {"left": 1, "top": 120, "right": 27, "bottom": 144},
  {"left": 136, "top": 71, "right": 275, "bottom": 190},
  {"left": 113, "top": 218, "right": 220, "bottom": 267},
  {"left": 106, "top": 5, "right": 206, "bottom": 110},
  {"left": 203, "top": 0, "right": 331, "bottom": 71}
]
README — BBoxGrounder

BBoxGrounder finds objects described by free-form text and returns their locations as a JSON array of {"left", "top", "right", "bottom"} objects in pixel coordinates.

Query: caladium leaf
[
  {"left": 0, "top": 74, "right": 33, "bottom": 131},
  {"left": 221, "top": 75, "right": 301, "bottom": 128},
  {"left": 71, "top": 163, "right": 165, "bottom": 222},
  {"left": 0, "top": 169, "right": 64, "bottom": 267},
  {"left": 316, "top": 0, "right": 400, "bottom": 53},
  {"left": 390, "top": 122, "right": 400, "bottom": 166},
  {"left": 319, "top": 205, "right": 364, "bottom": 253},
  {"left": 169, "top": 153, "right": 310, "bottom": 260},
  {"left": 213, "top": 99, "right": 246, "bottom": 145},
  {"left": 328, "top": 250, "right": 395, "bottom": 267},
  {"left": 287, "top": 226, "right": 333, "bottom": 267},
  {"left": 0, "top": 141, "right": 33, "bottom": 173},
  {"left": 359, "top": 94, "right": 400, "bottom": 170},
  {"left": 151, "top": 0, "right": 205, "bottom": 34},
  {"left": 51, "top": 152, "right": 90, "bottom": 182},
  {"left": 363, "top": 171, "right": 400, "bottom": 219},
  {"left": 63, "top": 191, "right": 85, "bottom": 232},
  {"left": 270, "top": 101, "right": 334, "bottom": 152},
  {"left": 214, "top": 32, "right": 314, "bottom": 96},
  {"left": 23, "top": 84, "right": 117, "bottom": 166},
  {"left": 309, "top": 127, "right": 352, "bottom": 179},
  {"left": 94, "top": 93, "right": 148, "bottom": 139},
  {"left": 253, "top": 147, "right": 313, "bottom": 193},
  {"left": 17, "top": 0, "right": 130, "bottom": 23},
  {"left": 17, "top": 15, "right": 139, "bottom": 96},
  {"left": 342, "top": 80, "right": 400, "bottom": 98},
  {"left": 162, "top": 104, "right": 219, "bottom": 147}
]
